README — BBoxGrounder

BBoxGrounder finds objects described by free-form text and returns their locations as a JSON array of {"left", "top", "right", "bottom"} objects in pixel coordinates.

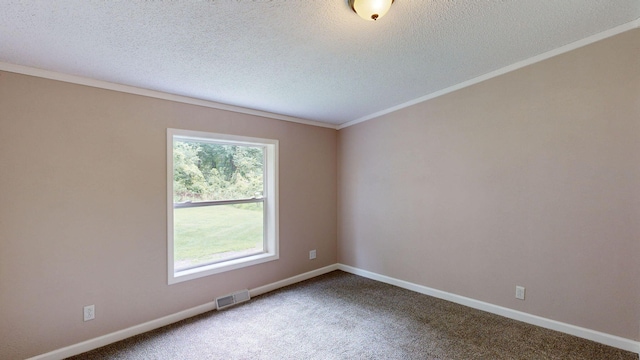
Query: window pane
[
  {"left": 173, "top": 202, "right": 264, "bottom": 272},
  {"left": 173, "top": 140, "right": 264, "bottom": 203},
  {"left": 168, "top": 129, "right": 278, "bottom": 283}
]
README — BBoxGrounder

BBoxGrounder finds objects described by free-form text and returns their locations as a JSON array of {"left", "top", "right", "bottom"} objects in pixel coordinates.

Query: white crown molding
[
  {"left": 337, "top": 18, "right": 640, "bottom": 130},
  {"left": 0, "top": 62, "right": 338, "bottom": 130},
  {"left": 2, "top": 18, "right": 638, "bottom": 132},
  {"left": 337, "top": 264, "right": 640, "bottom": 355},
  {"left": 27, "top": 264, "right": 339, "bottom": 360}
]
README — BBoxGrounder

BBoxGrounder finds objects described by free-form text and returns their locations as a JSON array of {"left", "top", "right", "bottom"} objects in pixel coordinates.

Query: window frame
[{"left": 167, "top": 128, "right": 279, "bottom": 284}]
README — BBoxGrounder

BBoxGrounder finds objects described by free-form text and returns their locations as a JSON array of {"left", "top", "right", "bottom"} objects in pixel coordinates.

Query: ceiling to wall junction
[{"left": 1, "top": 1, "right": 639, "bottom": 126}]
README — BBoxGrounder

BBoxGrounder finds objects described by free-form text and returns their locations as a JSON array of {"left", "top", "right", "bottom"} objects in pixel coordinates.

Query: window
[{"left": 167, "top": 129, "right": 278, "bottom": 284}]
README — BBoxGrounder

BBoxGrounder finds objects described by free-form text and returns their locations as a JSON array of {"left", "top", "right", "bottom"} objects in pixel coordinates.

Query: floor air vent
[{"left": 216, "top": 289, "right": 250, "bottom": 310}]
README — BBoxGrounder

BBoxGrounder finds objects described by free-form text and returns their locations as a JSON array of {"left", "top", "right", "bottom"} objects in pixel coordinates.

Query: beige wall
[
  {"left": 0, "top": 72, "right": 338, "bottom": 359},
  {"left": 2, "top": 28, "right": 639, "bottom": 360},
  {"left": 338, "top": 29, "right": 640, "bottom": 340}
]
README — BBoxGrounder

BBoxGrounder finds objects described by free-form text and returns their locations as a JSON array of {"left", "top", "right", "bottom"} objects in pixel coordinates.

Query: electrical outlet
[
  {"left": 515, "top": 286, "right": 525, "bottom": 300},
  {"left": 309, "top": 249, "right": 317, "bottom": 260},
  {"left": 84, "top": 305, "right": 95, "bottom": 321}
]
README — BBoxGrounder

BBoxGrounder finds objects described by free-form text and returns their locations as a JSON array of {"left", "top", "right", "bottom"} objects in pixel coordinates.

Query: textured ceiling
[{"left": 1, "top": 1, "right": 639, "bottom": 126}]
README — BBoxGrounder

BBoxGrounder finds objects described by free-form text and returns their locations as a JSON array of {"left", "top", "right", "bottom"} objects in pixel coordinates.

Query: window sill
[{"left": 169, "top": 252, "right": 279, "bottom": 284}]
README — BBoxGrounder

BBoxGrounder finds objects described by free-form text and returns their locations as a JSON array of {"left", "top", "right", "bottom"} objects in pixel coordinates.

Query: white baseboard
[
  {"left": 28, "top": 301, "right": 218, "bottom": 360},
  {"left": 28, "top": 263, "right": 638, "bottom": 358},
  {"left": 337, "top": 264, "right": 640, "bottom": 355},
  {"left": 28, "top": 264, "right": 339, "bottom": 360},
  {"left": 250, "top": 264, "right": 339, "bottom": 297}
]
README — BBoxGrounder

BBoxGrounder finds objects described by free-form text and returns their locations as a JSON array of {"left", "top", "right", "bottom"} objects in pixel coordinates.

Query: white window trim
[{"left": 167, "top": 128, "right": 279, "bottom": 284}]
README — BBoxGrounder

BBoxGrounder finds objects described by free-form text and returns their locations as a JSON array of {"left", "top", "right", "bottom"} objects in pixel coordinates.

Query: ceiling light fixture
[{"left": 349, "top": 0, "right": 394, "bottom": 21}]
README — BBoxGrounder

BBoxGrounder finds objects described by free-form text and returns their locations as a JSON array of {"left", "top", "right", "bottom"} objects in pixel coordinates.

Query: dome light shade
[{"left": 349, "top": 0, "right": 394, "bottom": 21}]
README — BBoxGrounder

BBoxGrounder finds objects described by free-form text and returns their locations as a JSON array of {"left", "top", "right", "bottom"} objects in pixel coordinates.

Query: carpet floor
[{"left": 68, "top": 271, "right": 638, "bottom": 359}]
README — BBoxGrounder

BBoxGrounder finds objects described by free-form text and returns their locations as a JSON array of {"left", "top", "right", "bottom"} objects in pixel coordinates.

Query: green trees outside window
[{"left": 173, "top": 141, "right": 264, "bottom": 202}]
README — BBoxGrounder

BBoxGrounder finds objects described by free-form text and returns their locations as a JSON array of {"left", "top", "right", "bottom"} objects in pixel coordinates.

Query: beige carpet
[{"left": 68, "top": 271, "right": 638, "bottom": 359}]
